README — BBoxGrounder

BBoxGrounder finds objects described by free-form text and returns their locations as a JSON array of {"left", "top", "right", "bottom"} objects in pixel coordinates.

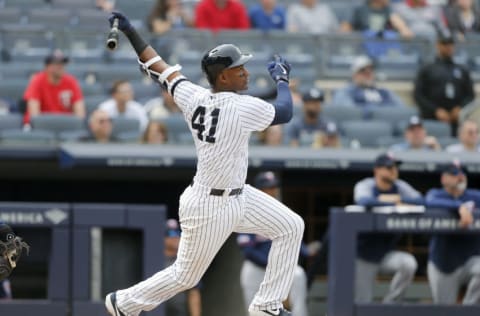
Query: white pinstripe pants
[{"left": 116, "top": 184, "right": 305, "bottom": 316}]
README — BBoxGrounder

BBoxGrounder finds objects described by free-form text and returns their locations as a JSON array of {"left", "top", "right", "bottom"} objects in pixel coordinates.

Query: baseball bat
[{"left": 106, "top": 18, "right": 119, "bottom": 50}]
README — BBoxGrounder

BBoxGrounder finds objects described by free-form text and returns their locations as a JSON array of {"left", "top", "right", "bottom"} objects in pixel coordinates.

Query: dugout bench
[{"left": 328, "top": 207, "right": 480, "bottom": 316}]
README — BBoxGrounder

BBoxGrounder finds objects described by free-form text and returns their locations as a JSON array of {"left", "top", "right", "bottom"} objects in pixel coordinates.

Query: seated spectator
[
  {"left": 98, "top": 80, "right": 148, "bottom": 132},
  {"left": 414, "top": 28, "right": 474, "bottom": 133},
  {"left": 96, "top": 0, "right": 115, "bottom": 12},
  {"left": 353, "top": 152, "right": 423, "bottom": 303},
  {"left": 390, "top": 115, "right": 441, "bottom": 151},
  {"left": 87, "top": 109, "right": 112, "bottom": 143},
  {"left": 446, "top": 119, "right": 480, "bottom": 152},
  {"left": 147, "top": 0, "right": 194, "bottom": 34},
  {"left": 143, "top": 121, "right": 169, "bottom": 144},
  {"left": 343, "top": 0, "right": 413, "bottom": 38},
  {"left": 238, "top": 171, "right": 320, "bottom": 316},
  {"left": 23, "top": 50, "right": 86, "bottom": 125},
  {"left": 0, "top": 279, "right": 11, "bottom": 300},
  {"left": 255, "top": 125, "right": 283, "bottom": 146},
  {"left": 285, "top": 87, "right": 327, "bottom": 147},
  {"left": 164, "top": 218, "right": 202, "bottom": 316},
  {"left": 144, "top": 87, "right": 181, "bottom": 120},
  {"left": 425, "top": 160, "right": 480, "bottom": 304},
  {"left": 444, "top": 0, "right": 480, "bottom": 40},
  {"left": 286, "top": 0, "right": 339, "bottom": 34},
  {"left": 392, "top": 0, "right": 443, "bottom": 39},
  {"left": 331, "top": 56, "right": 407, "bottom": 118},
  {"left": 312, "top": 121, "right": 342, "bottom": 149},
  {"left": 249, "top": 0, "right": 286, "bottom": 31},
  {"left": 195, "top": 0, "right": 250, "bottom": 31}
]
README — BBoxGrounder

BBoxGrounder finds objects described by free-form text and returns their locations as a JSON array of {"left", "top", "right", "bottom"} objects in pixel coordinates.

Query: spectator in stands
[
  {"left": 143, "top": 121, "right": 169, "bottom": 144},
  {"left": 425, "top": 160, "right": 480, "bottom": 304},
  {"left": 97, "top": 80, "right": 148, "bottom": 132},
  {"left": 390, "top": 115, "right": 441, "bottom": 151},
  {"left": 285, "top": 87, "right": 327, "bottom": 147},
  {"left": 255, "top": 125, "right": 283, "bottom": 146},
  {"left": 353, "top": 152, "right": 423, "bottom": 303},
  {"left": 392, "top": 0, "right": 443, "bottom": 39},
  {"left": 194, "top": 0, "right": 250, "bottom": 31},
  {"left": 331, "top": 55, "right": 407, "bottom": 118},
  {"left": 414, "top": 28, "right": 474, "bottom": 133},
  {"left": 286, "top": 0, "right": 339, "bottom": 34},
  {"left": 311, "top": 121, "right": 342, "bottom": 149},
  {"left": 96, "top": 0, "right": 115, "bottom": 12},
  {"left": 147, "top": 0, "right": 194, "bottom": 34},
  {"left": 249, "top": 0, "right": 286, "bottom": 31},
  {"left": 164, "top": 218, "right": 202, "bottom": 316},
  {"left": 144, "top": 86, "right": 181, "bottom": 120},
  {"left": 23, "top": 49, "right": 86, "bottom": 125},
  {"left": 446, "top": 119, "right": 480, "bottom": 152},
  {"left": 444, "top": 0, "right": 480, "bottom": 39},
  {"left": 0, "top": 279, "right": 12, "bottom": 300},
  {"left": 343, "top": 0, "right": 414, "bottom": 38},
  {"left": 87, "top": 109, "right": 113, "bottom": 143},
  {"left": 238, "top": 171, "right": 320, "bottom": 316}
]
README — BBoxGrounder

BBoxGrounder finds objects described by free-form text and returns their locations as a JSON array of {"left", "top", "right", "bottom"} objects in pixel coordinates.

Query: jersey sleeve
[
  {"left": 168, "top": 77, "right": 208, "bottom": 117},
  {"left": 237, "top": 95, "right": 275, "bottom": 133}
]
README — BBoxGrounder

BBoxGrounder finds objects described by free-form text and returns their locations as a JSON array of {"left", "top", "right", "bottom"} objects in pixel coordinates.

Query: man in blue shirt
[
  {"left": 249, "top": 0, "right": 286, "bottom": 31},
  {"left": 353, "top": 152, "right": 423, "bottom": 302},
  {"left": 237, "top": 171, "right": 320, "bottom": 316},
  {"left": 425, "top": 160, "right": 480, "bottom": 304}
]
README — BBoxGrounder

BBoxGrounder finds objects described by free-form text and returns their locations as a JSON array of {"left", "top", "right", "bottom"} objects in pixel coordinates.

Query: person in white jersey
[{"left": 105, "top": 12, "right": 304, "bottom": 316}]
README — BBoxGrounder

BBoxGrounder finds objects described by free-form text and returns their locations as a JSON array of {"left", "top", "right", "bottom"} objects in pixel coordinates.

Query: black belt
[{"left": 191, "top": 181, "right": 243, "bottom": 196}]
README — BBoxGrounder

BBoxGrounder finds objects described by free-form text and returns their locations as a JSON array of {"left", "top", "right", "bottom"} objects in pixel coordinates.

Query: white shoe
[
  {"left": 105, "top": 292, "right": 126, "bottom": 316},
  {"left": 249, "top": 308, "right": 291, "bottom": 316}
]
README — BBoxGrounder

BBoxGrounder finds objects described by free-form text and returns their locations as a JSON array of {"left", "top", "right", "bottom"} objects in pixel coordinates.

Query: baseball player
[
  {"left": 353, "top": 153, "right": 422, "bottom": 303},
  {"left": 105, "top": 12, "right": 304, "bottom": 316},
  {"left": 237, "top": 171, "right": 320, "bottom": 316},
  {"left": 425, "top": 160, "right": 480, "bottom": 304}
]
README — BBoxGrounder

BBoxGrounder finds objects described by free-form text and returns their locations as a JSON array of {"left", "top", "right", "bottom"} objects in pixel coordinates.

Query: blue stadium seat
[
  {"left": 1, "top": 24, "right": 56, "bottom": 62},
  {"left": 370, "top": 106, "right": 419, "bottom": 135},
  {"left": 0, "top": 7, "right": 26, "bottom": 24},
  {"left": 341, "top": 120, "right": 393, "bottom": 148},
  {"left": 0, "top": 113, "right": 23, "bottom": 131},
  {"left": 322, "top": 105, "right": 363, "bottom": 123},
  {"left": 396, "top": 119, "right": 452, "bottom": 138},
  {"left": 27, "top": 8, "right": 73, "bottom": 28},
  {"left": 111, "top": 117, "right": 142, "bottom": 142},
  {"left": 0, "top": 129, "right": 56, "bottom": 145},
  {"left": 158, "top": 113, "right": 189, "bottom": 144},
  {"left": 31, "top": 114, "right": 87, "bottom": 140}
]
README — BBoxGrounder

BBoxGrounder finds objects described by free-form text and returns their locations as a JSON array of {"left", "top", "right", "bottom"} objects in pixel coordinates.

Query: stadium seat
[
  {"left": 0, "top": 129, "right": 56, "bottom": 145},
  {"left": 72, "top": 9, "right": 110, "bottom": 30},
  {"left": 0, "top": 7, "right": 26, "bottom": 24},
  {"left": 376, "top": 135, "right": 405, "bottom": 149},
  {"left": 62, "top": 29, "right": 106, "bottom": 63},
  {"left": 370, "top": 106, "right": 419, "bottom": 135},
  {"left": 51, "top": 0, "right": 96, "bottom": 10},
  {"left": 0, "top": 79, "right": 29, "bottom": 101},
  {"left": 341, "top": 120, "right": 393, "bottom": 148},
  {"left": 215, "top": 30, "right": 271, "bottom": 56},
  {"left": 158, "top": 114, "right": 189, "bottom": 144},
  {"left": 83, "top": 95, "right": 107, "bottom": 117},
  {"left": 31, "top": 114, "right": 86, "bottom": 140},
  {"left": 27, "top": 8, "right": 73, "bottom": 29},
  {"left": 397, "top": 119, "right": 452, "bottom": 138},
  {"left": 1, "top": 24, "right": 56, "bottom": 62},
  {"left": 0, "top": 114, "right": 23, "bottom": 131},
  {"left": 438, "top": 136, "right": 459, "bottom": 148},
  {"left": 111, "top": 117, "right": 141, "bottom": 141},
  {"left": 322, "top": 105, "right": 363, "bottom": 123}
]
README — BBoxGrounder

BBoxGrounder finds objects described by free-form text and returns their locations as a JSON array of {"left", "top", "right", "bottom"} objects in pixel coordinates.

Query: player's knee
[{"left": 401, "top": 255, "right": 418, "bottom": 276}]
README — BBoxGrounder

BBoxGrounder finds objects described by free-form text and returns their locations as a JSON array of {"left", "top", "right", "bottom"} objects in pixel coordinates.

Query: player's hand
[
  {"left": 108, "top": 11, "right": 134, "bottom": 33},
  {"left": 459, "top": 202, "right": 474, "bottom": 228},
  {"left": 268, "top": 54, "right": 291, "bottom": 83}
]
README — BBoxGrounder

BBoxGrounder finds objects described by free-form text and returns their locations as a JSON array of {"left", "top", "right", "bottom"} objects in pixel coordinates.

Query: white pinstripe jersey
[{"left": 170, "top": 78, "right": 275, "bottom": 189}]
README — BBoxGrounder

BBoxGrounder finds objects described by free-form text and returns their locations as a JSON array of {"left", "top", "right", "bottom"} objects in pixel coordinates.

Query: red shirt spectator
[
  {"left": 195, "top": 0, "right": 250, "bottom": 31},
  {"left": 23, "top": 50, "right": 85, "bottom": 124}
]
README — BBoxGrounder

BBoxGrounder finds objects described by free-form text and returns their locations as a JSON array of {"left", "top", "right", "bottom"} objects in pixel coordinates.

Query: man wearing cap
[
  {"left": 353, "top": 153, "right": 423, "bottom": 303},
  {"left": 285, "top": 87, "right": 327, "bottom": 147},
  {"left": 446, "top": 119, "right": 480, "bottom": 153},
  {"left": 312, "top": 121, "right": 342, "bottom": 149},
  {"left": 23, "top": 49, "right": 86, "bottom": 124},
  {"left": 390, "top": 115, "right": 441, "bottom": 151},
  {"left": 237, "top": 171, "right": 320, "bottom": 316},
  {"left": 425, "top": 160, "right": 480, "bottom": 304},
  {"left": 331, "top": 55, "right": 407, "bottom": 119},
  {"left": 414, "top": 28, "right": 474, "bottom": 133}
]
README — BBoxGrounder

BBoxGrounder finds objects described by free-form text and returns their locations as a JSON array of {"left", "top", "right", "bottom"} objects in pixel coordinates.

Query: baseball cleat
[
  {"left": 249, "top": 308, "right": 291, "bottom": 316},
  {"left": 105, "top": 292, "right": 126, "bottom": 316}
]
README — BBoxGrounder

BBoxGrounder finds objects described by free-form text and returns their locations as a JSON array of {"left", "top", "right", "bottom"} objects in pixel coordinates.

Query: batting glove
[
  {"left": 108, "top": 11, "right": 134, "bottom": 33},
  {"left": 267, "top": 54, "right": 291, "bottom": 83}
]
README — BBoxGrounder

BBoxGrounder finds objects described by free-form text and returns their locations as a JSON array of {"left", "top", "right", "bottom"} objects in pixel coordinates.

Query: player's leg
[
  {"left": 288, "top": 265, "right": 309, "bottom": 316},
  {"left": 354, "top": 259, "right": 379, "bottom": 303},
  {"left": 240, "top": 260, "right": 266, "bottom": 310},
  {"left": 379, "top": 250, "right": 417, "bottom": 302},
  {"left": 112, "top": 187, "right": 244, "bottom": 315},
  {"left": 462, "top": 256, "right": 480, "bottom": 304},
  {"left": 427, "top": 261, "right": 461, "bottom": 304},
  {"left": 234, "top": 184, "right": 304, "bottom": 313}
]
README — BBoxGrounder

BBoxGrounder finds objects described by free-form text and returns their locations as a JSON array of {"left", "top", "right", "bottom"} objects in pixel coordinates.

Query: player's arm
[
  {"left": 267, "top": 55, "right": 293, "bottom": 126},
  {"left": 108, "top": 12, "right": 181, "bottom": 87}
]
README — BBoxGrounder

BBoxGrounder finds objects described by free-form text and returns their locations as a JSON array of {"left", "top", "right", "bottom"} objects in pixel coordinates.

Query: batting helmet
[{"left": 201, "top": 44, "right": 252, "bottom": 86}]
